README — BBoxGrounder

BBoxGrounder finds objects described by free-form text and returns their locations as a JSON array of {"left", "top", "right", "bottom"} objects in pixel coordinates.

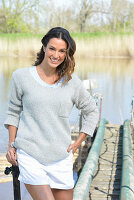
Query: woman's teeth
[{"left": 50, "top": 58, "right": 59, "bottom": 62}]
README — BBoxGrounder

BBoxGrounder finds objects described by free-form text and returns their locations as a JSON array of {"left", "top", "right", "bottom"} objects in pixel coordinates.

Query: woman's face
[{"left": 44, "top": 38, "right": 67, "bottom": 69}]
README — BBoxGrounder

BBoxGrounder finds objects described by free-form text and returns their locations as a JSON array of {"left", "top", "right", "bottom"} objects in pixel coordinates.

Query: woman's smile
[{"left": 50, "top": 57, "right": 60, "bottom": 64}]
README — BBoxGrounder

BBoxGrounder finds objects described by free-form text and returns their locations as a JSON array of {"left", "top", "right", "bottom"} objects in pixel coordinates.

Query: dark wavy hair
[{"left": 34, "top": 27, "right": 76, "bottom": 84}]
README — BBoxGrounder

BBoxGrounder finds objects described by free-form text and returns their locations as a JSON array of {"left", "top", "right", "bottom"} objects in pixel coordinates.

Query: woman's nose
[{"left": 53, "top": 51, "right": 59, "bottom": 58}]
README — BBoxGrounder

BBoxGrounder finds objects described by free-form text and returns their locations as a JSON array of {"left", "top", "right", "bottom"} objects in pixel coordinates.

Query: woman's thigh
[
  {"left": 51, "top": 188, "right": 73, "bottom": 200},
  {"left": 25, "top": 184, "right": 55, "bottom": 200}
]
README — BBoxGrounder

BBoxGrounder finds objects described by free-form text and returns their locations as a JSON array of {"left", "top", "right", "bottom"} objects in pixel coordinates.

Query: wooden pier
[
  {"left": 88, "top": 124, "right": 122, "bottom": 200},
  {"left": 73, "top": 120, "right": 134, "bottom": 200}
]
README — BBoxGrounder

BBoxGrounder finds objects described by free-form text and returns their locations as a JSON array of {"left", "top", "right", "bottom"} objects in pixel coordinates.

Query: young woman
[{"left": 5, "top": 27, "right": 98, "bottom": 200}]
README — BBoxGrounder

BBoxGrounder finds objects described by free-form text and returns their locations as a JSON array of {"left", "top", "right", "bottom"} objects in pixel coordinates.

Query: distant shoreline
[{"left": 0, "top": 32, "right": 134, "bottom": 58}]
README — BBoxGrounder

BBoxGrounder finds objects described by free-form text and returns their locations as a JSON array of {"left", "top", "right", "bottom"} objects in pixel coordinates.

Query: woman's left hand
[{"left": 67, "top": 132, "right": 87, "bottom": 154}]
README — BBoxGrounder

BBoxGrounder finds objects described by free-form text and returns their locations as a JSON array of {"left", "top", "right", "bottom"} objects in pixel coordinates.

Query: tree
[
  {"left": 76, "top": 0, "right": 109, "bottom": 32},
  {"left": 128, "top": 1, "right": 134, "bottom": 31},
  {"left": 110, "top": 0, "right": 131, "bottom": 32},
  {"left": 78, "top": 0, "right": 93, "bottom": 32},
  {"left": 0, "top": 0, "right": 39, "bottom": 33},
  {"left": 40, "top": 0, "right": 78, "bottom": 32}
]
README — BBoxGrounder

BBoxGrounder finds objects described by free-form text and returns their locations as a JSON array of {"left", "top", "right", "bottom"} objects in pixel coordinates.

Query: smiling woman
[
  {"left": 4, "top": 27, "right": 98, "bottom": 200},
  {"left": 34, "top": 27, "right": 76, "bottom": 85},
  {"left": 36, "top": 38, "right": 67, "bottom": 85}
]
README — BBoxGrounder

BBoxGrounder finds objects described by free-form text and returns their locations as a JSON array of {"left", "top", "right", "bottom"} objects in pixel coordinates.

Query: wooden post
[
  {"left": 131, "top": 96, "right": 134, "bottom": 143},
  {"left": 77, "top": 112, "right": 82, "bottom": 170},
  {"left": 99, "top": 96, "right": 103, "bottom": 123}
]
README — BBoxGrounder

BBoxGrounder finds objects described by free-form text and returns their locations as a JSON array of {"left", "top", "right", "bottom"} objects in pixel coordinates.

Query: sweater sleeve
[
  {"left": 4, "top": 72, "right": 23, "bottom": 129},
  {"left": 74, "top": 82, "right": 99, "bottom": 137}
]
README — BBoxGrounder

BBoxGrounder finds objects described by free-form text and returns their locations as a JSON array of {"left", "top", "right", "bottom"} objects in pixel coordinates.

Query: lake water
[{"left": 0, "top": 56, "right": 134, "bottom": 153}]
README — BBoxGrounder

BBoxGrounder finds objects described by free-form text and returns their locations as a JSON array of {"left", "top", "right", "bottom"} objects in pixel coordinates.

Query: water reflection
[
  {"left": 75, "top": 58, "right": 134, "bottom": 124},
  {"left": 0, "top": 56, "right": 134, "bottom": 152}
]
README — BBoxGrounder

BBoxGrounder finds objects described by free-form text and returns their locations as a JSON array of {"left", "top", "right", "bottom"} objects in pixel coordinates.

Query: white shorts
[{"left": 16, "top": 149, "right": 74, "bottom": 189}]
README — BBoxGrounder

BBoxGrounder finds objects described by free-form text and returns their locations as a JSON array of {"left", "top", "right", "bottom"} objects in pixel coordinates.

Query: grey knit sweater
[{"left": 4, "top": 67, "right": 98, "bottom": 164}]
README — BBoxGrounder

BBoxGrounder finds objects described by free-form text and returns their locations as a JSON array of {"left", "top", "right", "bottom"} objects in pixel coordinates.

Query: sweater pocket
[{"left": 59, "top": 103, "right": 72, "bottom": 118}]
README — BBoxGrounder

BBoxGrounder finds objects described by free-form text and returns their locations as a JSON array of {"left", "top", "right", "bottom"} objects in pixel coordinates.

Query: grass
[
  {"left": 0, "top": 32, "right": 133, "bottom": 40},
  {"left": 0, "top": 33, "right": 44, "bottom": 40},
  {"left": 71, "top": 32, "right": 133, "bottom": 39},
  {"left": 0, "top": 32, "right": 134, "bottom": 58}
]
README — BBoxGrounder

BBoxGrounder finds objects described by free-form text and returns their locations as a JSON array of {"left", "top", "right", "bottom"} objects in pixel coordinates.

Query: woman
[{"left": 4, "top": 27, "right": 98, "bottom": 200}]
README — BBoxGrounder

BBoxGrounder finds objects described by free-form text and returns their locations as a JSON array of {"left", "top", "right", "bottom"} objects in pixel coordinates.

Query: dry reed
[
  {"left": 0, "top": 38, "right": 40, "bottom": 57},
  {"left": 75, "top": 35, "right": 134, "bottom": 59},
  {"left": 0, "top": 35, "right": 134, "bottom": 58}
]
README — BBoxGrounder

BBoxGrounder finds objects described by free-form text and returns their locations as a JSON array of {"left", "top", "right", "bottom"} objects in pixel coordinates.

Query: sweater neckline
[{"left": 29, "top": 66, "right": 63, "bottom": 88}]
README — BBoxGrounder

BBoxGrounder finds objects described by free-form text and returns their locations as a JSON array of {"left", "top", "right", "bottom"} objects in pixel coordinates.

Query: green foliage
[
  {"left": 0, "top": 0, "right": 134, "bottom": 34},
  {"left": 6, "top": 16, "right": 29, "bottom": 33},
  {"left": 0, "top": 0, "right": 39, "bottom": 33}
]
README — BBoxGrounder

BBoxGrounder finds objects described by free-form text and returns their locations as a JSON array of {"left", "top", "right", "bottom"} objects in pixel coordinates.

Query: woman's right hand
[{"left": 6, "top": 146, "right": 18, "bottom": 166}]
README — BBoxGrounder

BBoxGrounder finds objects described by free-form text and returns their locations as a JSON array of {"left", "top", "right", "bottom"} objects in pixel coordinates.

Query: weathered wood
[
  {"left": 73, "top": 119, "right": 108, "bottom": 200},
  {"left": 88, "top": 124, "right": 123, "bottom": 200}
]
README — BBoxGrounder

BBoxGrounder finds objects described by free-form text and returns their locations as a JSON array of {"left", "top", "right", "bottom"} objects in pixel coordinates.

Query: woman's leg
[
  {"left": 51, "top": 188, "right": 73, "bottom": 200},
  {"left": 25, "top": 184, "right": 55, "bottom": 200}
]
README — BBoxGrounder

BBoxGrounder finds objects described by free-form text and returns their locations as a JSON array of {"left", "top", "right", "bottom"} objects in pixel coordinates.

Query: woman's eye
[
  {"left": 60, "top": 50, "right": 66, "bottom": 53},
  {"left": 49, "top": 48, "right": 54, "bottom": 51}
]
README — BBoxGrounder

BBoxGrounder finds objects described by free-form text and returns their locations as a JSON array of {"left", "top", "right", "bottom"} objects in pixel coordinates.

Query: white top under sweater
[
  {"left": 30, "top": 66, "right": 64, "bottom": 88},
  {"left": 4, "top": 66, "right": 98, "bottom": 165}
]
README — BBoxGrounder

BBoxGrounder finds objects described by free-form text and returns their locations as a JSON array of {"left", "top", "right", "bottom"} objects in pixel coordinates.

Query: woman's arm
[
  {"left": 68, "top": 78, "right": 99, "bottom": 154},
  {"left": 4, "top": 72, "right": 23, "bottom": 129},
  {"left": 4, "top": 72, "right": 23, "bottom": 166},
  {"left": 6, "top": 125, "right": 18, "bottom": 166},
  {"left": 73, "top": 81, "right": 99, "bottom": 137},
  {"left": 8, "top": 125, "right": 18, "bottom": 147},
  {"left": 67, "top": 132, "right": 87, "bottom": 153}
]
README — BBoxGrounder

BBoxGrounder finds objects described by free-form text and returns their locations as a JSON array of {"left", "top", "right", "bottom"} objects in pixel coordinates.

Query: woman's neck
[
  {"left": 38, "top": 61, "right": 57, "bottom": 77},
  {"left": 36, "top": 62, "right": 59, "bottom": 85}
]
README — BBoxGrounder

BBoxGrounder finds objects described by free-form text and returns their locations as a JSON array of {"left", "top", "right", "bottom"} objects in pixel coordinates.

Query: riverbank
[{"left": 0, "top": 33, "right": 134, "bottom": 58}]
